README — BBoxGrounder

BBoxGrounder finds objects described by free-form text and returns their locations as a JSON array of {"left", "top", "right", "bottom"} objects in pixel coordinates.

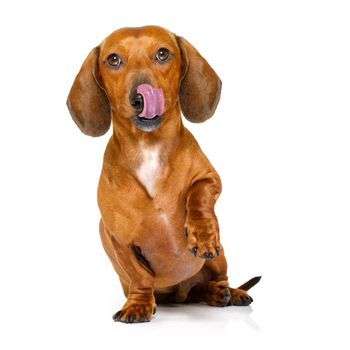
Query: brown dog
[{"left": 67, "top": 25, "right": 260, "bottom": 323}]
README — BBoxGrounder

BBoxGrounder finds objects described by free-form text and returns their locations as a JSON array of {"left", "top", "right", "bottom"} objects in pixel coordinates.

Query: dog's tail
[{"left": 238, "top": 276, "right": 262, "bottom": 291}]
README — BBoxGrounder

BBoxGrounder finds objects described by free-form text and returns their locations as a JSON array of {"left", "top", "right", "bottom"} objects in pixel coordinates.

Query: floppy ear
[
  {"left": 176, "top": 36, "right": 222, "bottom": 123},
  {"left": 66, "top": 47, "right": 111, "bottom": 137}
]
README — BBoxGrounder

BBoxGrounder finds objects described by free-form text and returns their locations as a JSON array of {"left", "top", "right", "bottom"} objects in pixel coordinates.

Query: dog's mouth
[
  {"left": 132, "top": 114, "right": 162, "bottom": 132},
  {"left": 131, "top": 84, "right": 164, "bottom": 132}
]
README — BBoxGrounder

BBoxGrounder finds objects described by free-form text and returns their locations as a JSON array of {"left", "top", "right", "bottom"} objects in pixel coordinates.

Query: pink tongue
[{"left": 136, "top": 84, "right": 164, "bottom": 119}]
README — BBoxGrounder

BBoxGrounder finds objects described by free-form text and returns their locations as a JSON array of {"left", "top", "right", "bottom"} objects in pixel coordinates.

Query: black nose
[{"left": 130, "top": 92, "right": 144, "bottom": 113}]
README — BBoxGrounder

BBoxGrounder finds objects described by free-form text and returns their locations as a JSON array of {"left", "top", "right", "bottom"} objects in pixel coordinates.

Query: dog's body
[
  {"left": 67, "top": 26, "right": 260, "bottom": 323},
  {"left": 99, "top": 127, "right": 213, "bottom": 289}
]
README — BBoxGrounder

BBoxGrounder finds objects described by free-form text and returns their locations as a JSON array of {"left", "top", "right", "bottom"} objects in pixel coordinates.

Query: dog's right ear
[{"left": 67, "top": 47, "right": 111, "bottom": 137}]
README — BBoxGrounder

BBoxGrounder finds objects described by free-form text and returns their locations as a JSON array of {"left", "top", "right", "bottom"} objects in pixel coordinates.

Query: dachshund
[{"left": 67, "top": 25, "right": 260, "bottom": 324}]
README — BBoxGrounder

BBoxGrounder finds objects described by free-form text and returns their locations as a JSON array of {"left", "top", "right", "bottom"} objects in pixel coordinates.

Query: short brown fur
[{"left": 67, "top": 26, "right": 259, "bottom": 323}]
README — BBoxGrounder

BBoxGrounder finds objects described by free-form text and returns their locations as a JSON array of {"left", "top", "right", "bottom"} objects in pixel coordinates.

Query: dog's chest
[{"left": 136, "top": 147, "right": 161, "bottom": 197}]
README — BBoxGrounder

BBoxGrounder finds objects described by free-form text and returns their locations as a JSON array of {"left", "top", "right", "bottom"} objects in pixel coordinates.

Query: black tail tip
[
  {"left": 239, "top": 276, "right": 262, "bottom": 291},
  {"left": 254, "top": 276, "right": 262, "bottom": 283}
]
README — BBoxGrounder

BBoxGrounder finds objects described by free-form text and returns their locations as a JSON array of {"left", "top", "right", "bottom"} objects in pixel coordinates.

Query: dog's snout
[{"left": 130, "top": 92, "right": 144, "bottom": 113}]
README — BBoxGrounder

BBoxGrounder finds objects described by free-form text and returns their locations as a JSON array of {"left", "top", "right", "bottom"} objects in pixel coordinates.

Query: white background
[{"left": 0, "top": 0, "right": 349, "bottom": 349}]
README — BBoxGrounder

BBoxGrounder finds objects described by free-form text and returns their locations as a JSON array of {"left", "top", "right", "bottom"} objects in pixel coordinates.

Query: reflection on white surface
[{"left": 153, "top": 303, "right": 260, "bottom": 331}]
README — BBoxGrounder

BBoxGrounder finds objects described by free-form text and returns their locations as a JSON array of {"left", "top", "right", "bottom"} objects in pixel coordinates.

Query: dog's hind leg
[
  {"left": 186, "top": 251, "right": 260, "bottom": 307},
  {"left": 154, "top": 268, "right": 208, "bottom": 304},
  {"left": 185, "top": 252, "right": 232, "bottom": 306},
  {"left": 228, "top": 276, "right": 261, "bottom": 306},
  {"left": 154, "top": 252, "right": 261, "bottom": 307}
]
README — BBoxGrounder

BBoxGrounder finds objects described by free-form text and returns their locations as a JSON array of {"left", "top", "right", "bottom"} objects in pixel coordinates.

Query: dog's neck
[
  {"left": 111, "top": 104, "right": 184, "bottom": 158},
  {"left": 107, "top": 104, "right": 184, "bottom": 197}
]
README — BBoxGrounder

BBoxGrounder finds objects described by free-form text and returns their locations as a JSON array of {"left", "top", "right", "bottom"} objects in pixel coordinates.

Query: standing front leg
[
  {"left": 99, "top": 221, "right": 156, "bottom": 323},
  {"left": 185, "top": 175, "right": 222, "bottom": 259}
]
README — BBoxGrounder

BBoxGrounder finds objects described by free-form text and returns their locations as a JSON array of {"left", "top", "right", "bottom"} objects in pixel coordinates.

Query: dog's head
[{"left": 67, "top": 26, "right": 221, "bottom": 136}]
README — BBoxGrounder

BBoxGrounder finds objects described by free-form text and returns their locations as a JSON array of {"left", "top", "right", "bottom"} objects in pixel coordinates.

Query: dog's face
[
  {"left": 99, "top": 27, "right": 182, "bottom": 132},
  {"left": 67, "top": 26, "right": 222, "bottom": 136}
]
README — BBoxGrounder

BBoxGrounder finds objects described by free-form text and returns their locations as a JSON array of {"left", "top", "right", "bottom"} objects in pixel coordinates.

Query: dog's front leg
[
  {"left": 185, "top": 175, "right": 222, "bottom": 259},
  {"left": 109, "top": 237, "right": 156, "bottom": 323}
]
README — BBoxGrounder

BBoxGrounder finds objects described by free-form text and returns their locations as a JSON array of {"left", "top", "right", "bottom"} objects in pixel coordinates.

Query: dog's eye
[
  {"left": 155, "top": 48, "right": 170, "bottom": 63},
  {"left": 106, "top": 53, "right": 123, "bottom": 68}
]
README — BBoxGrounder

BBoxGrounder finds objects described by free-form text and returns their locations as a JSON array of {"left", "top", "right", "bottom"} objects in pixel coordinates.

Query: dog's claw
[
  {"left": 113, "top": 310, "right": 123, "bottom": 321},
  {"left": 183, "top": 227, "right": 188, "bottom": 237},
  {"left": 200, "top": 251, "right": 214, "bottom": 259},
  {"left": 238, "top": 295, "right": 252, "bottom": 306},
  {"left": 220, "top": 291, "right": 231, "bottom": 298},
  {"left": 215, "top": 247, "right": 220, "bottom": 256},
  {"left": 190, "top": 246, "right": 198, "bottom": 256},
  {"left": 123, "top": 313, "right": 136, "bottom": 323},
  {"left": 140, "top": 313, "right": 148, "bottom": 322}
]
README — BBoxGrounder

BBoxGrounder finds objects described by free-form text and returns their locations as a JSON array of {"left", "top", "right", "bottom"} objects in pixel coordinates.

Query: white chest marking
[
  {"left": 136, "top": 147, "right": 160, "bottom": 197},
  {"left": 159, "top": 212, "right": 170, "bottom": 226}
]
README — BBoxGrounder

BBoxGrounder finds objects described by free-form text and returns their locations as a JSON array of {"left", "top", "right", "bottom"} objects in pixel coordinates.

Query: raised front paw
[{"left": 185, "top": 217, "right": 221, "bottom": 259}]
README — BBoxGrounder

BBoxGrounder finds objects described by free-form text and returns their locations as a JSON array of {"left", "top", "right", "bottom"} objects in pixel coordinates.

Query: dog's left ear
[{"left": 176, "top": 36, "right": 222, "bottom": 123}]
